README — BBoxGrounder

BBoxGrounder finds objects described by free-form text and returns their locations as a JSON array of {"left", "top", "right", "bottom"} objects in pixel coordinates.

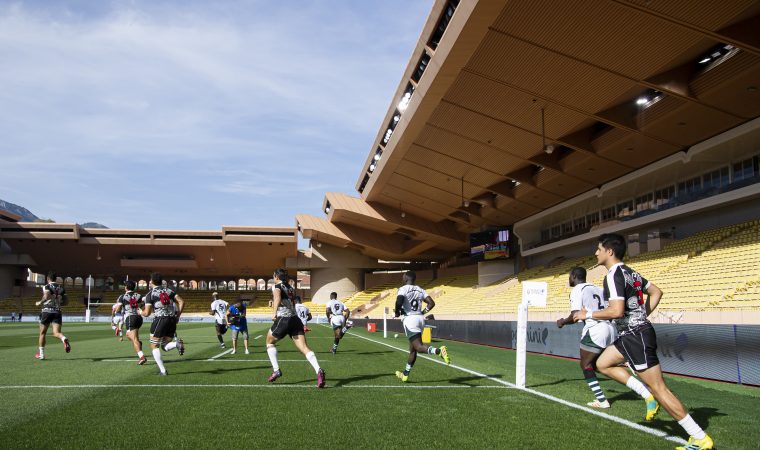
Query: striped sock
[
  {"left": 583, "top": 369, "right": 607, "bottom": 403},
  {"left": 403, "top": 363, "right": 413, "bottom": 376}
]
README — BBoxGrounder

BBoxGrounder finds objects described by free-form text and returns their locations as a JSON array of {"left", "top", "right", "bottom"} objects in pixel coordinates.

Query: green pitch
[{"left": 0, "top": 322, "right": 756, "bottom": 449}]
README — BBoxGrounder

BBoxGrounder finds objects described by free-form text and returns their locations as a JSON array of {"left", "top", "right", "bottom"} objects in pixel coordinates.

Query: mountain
[
  {"left": 0, "top": 199, "right": 40, "bottom": 222},
  {"left": 80, "top": 222, "right": 109, "bottom": 229},
  {"left": 0, "top": 198, "right": 108, "bottom": 228}
]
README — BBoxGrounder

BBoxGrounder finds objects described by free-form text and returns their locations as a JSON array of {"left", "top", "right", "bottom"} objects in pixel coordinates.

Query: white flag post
[
  {"left": 85, "top": 275, "right": 94, "bottom": 323},
  {"left": 516, "top": 281, "right": 547, "bottom": 389},
  {"left": 383, "top": 307, "right": 388, "bottom": 339}
]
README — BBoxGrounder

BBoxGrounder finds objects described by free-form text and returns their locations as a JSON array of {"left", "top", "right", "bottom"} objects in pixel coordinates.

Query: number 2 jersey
[
  {"left": 396, "top": 285, "right": 427, "bottom": 316},
  {"left": 569, "top": 282, "right": 607, "bottom": 336},
  {"left": 117, "top": 291, "right": 143, "bottom": 318},
  {"left": 143, "top": 287, "right": 178, "bottom": 318}
]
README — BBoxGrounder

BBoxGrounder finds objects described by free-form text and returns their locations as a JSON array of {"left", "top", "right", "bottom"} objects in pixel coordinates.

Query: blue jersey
[{"left": 228, "top": 304, "right": 247, "bottom": 330}]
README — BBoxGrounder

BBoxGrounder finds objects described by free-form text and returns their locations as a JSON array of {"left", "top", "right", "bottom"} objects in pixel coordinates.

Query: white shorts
[
  {"left": 580, "top": 321, "right": 617, "bottom": 354},
  {"left": 402, "top": 315, "right": 425, "bottom": 339},
  {"left": 330, "top": 315, "right": 345, "bottom": 329},
  {"left": 113, "top": 315, "right": 124, "bottom": 325}
]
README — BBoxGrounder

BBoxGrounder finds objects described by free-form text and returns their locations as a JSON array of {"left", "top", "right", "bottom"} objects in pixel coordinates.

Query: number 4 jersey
[
  {"left": 396, "top": 285, "right": 427, "bottom": 316},
  {"left": 143, "top": 287, "right": 177, "bottom": 318}
]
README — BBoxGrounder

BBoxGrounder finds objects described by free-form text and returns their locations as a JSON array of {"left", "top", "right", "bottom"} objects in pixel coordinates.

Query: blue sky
[{"left": 0, "top": 0, "right": 431, "bottom": 234}]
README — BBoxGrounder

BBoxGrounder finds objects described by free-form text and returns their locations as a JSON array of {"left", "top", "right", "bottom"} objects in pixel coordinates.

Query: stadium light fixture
[
  {"left": 636, "top": 97, "right": 648, "bottom": 105},
  {"left": 369, "top": 163, "right": 376, "bottom": 172}
]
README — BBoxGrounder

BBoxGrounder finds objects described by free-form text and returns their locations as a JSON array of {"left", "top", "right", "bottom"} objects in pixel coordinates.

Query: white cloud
[{"left": 0, "top": 0, "right": 433, "bottom": 230}]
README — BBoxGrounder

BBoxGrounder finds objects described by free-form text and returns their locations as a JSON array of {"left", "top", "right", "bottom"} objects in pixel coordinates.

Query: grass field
[{"left": 0, "top": 321, "right": 756, "bottom": 449}]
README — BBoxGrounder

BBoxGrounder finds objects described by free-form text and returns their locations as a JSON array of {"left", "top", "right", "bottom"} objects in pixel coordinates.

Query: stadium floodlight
[
  {"left": 636, "top": 97, "right": 648, "bottom": 105},
  {"left": 369, "top": 163, "right": 376, "bottom": 172}
]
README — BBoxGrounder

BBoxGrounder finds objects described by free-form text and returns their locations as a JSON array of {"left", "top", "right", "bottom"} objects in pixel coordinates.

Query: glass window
[
  {"left": 601, "top": 206, "right": 616, "bottom": 221},
  {"left": 562, "top": 222, "right": 573, "bottom": 235},
  {"left": 573, "top": 217, "right": 586, "bottom": 231},
  {"left": 616, "top": 200, "right": 633, "bottom": 217},
  {"left": 587, "top": 212, "right": 600, "bottom": 227}
]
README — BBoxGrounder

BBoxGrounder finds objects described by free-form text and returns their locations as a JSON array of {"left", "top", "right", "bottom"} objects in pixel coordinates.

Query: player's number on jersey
[
  {"left": 333, "top": 304, "right": 341, "bottom": 314},
  {"left": 159, "top": 292, "right": 171, "bottom": 306},
  {"left": 593, "top": 294, "right": 603, "bottom": 310},
  {"left": 410, "top": 299, "right": 420, "bottom": 311}
]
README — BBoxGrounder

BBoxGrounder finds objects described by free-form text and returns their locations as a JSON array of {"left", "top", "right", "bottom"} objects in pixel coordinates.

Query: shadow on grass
[
  {"left": 332, "top": 372, "right": 389, "bottom": 387},
  {"left": 645, "top": 407, "right": 725, "bottom": 437},
  {"left": 529, "top": 378, "right": 574, "bottom": 388}
]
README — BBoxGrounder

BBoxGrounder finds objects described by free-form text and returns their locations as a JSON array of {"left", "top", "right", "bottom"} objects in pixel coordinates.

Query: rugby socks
[
  {"left": 60, "top": 335, "right": 67, "bottom": 343},
  {"left": 137, "top": 350, "right": 144, "bottom": 358},
  {"left": 266, "top": 344, "right": 279, "bottom": 371},
  {"left": 625, "top": 376, "right": 653, "bottom": 399},
  {"left": 403, "top": 363, "right": 414, "bottom": 376},
  {"left": 38, "top": 347, "right": 44, "bottom": 357},
  {"left": 216, "top": 335, "right": 224, "bottom": 344},
  {"left": 584, "top": 369, "right": 607, "bottom": 403},
  {"left": 163, "top": 341, "right": 177, "bottom": 352},
  {"left": 341, "top": 326, "right": 348, "bottom": 335},
  {"left": 305, "top": 351, "right": 321, "bottom": 374},
  {"left": 678, "top": 415, "right": 707, "bottom": 440},
  {"left": 152, "top": 348, "right": 166, "bottom": 374},
  {"left": 426, "top": 346, "right": 440, "bottom": 355}
]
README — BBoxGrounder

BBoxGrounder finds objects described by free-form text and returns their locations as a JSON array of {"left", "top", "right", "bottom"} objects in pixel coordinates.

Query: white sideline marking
[
  {"left": 348, "top": 328, "right": 688, "bottom": 446},
  {"left": 99, "top": 359, "right": 327, "bottom": 363},
  {"left": 0, "top": 384, "right": 510, "bottom": 390},
  {"left": 254, "top": 335, "right": 263, "bottom": 340},
  {"left": 207, "top": 348, "right": 233, "bottom": 361}
]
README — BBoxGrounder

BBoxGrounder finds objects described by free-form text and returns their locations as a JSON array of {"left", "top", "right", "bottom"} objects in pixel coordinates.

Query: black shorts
[
  {"left": 39, "top": 312, "right": 62, "bottom": 326},
  {"left": 614, "top": 324, "right": 660, "bottom": 372},
  {"left": 270, "top": 316, "right": 305, "bottom": 340},
  {"left": 125, "top": 315, "right": 143, "bottom": 331},
  {"left": 215, "top": 323, "right": 228, "bottom": 335},
  {"left": 150, "top": 317, "right": 177, "bottom": 338}
]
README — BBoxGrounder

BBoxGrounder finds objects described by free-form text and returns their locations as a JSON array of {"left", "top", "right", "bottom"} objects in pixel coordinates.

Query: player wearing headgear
[
  {"left": 111, "top": 301, "right": 124, "bottom": 341},
  {"left": 115, "top": 280, "right": 146, "bottom": 364},
  {"left": 557, "top": 267, "right": 657, "bottom": 414},
  {"left": 226, "top": 301, "right": 249, "bottom": 355},
  {"left": 574, "top": 234, "right": 713, "bottom": 450},
  {"left": 141, "top": 272, "right": 185, "bottom": 376},
  {"left": 294, "top": 296, "right": 312, "bottom": 333},
  {"left": 210, "top": 292, "right": 229, "bottom": 348},
  {"left": 35, "top": 271, "right": 71, "bottom": 360},
  {"left": 394, "top": 271, "right": 449, "bottom": 382},
  {"left": 326, "top": 292, "right": 352, "bottom": 354},
  {"left": 265, "top": 268, "right": 325, "bottom": 388}
]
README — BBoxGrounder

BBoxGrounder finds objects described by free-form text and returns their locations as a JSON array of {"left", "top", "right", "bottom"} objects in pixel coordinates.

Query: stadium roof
[
  {"left": 298, "top": 0, "right": 760, "bottom": 260},
  {"left": 0, "top": 221, "right": 297, "bottom": 280}
]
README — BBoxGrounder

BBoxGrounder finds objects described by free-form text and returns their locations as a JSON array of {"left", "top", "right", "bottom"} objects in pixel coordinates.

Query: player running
[
  {"left": 265, "top": 268, "right": 325, "bottom": 388},
  {"left": 294, "top": 296, "right": 312, "bottom": 333},
  {"left": 575, "top": 234, "right": 713, "bottom": 450},
  {"left": 111, "top": 301, "right": 124, "bottom": 341},
  {"left": 557, "top": 267, "right": 658, "bottom": 415},
  {"left": 394, "top": 271, "right": 449, "bottom": 382},
  {"left": 114, "top": 280, "right": 146, "bottom": 364},
  {"left": 326, "top": 292, "right": 352, "bottom": 354},
  {"left": 226, "top": 301, "right": 250, "bottom": 355},
  {"left": 35, "top": 272, "right": 71, "bottom": 360},
  {"left": 210, "top": 292, "right": 229, "bottom": 348},
  {"left": 140, "top": 273, "right": 185, "bottom": 376}
]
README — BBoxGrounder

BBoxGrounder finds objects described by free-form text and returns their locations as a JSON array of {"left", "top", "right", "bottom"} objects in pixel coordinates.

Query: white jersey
[
  {"left": 112, "top": 303, "right": 123, "bottom": 318},
  {"left": 326, "top": 299, "right": 347, "bottom": 318},
  {"left": 570, "top": 283, "right": 607, "bottom": 336},
  {"left": 210, "top": 299, "right": 229, "bottom": 325},
  {"left": 295, "top": 304, "right": 310, "bottom": 325},
  {"left": 396, "top": 285, "right": 427, "bottom": 316}
]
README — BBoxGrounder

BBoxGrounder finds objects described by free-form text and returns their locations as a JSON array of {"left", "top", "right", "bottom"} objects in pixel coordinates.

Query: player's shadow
[
  {"left": 528, "top": 378, "right": 574, "bottom": 388},
  {"left": 645, "top": 407, "right": 725, "bottom": 435},
  {"left": 605, "top": 390, "right": 640, "bottom": 402},
  {"left": 189, "top": 366, "right": 268, "bottom": 376},
  {"left": 332, "top": 373, "right": 388, "bottom": 387}
]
